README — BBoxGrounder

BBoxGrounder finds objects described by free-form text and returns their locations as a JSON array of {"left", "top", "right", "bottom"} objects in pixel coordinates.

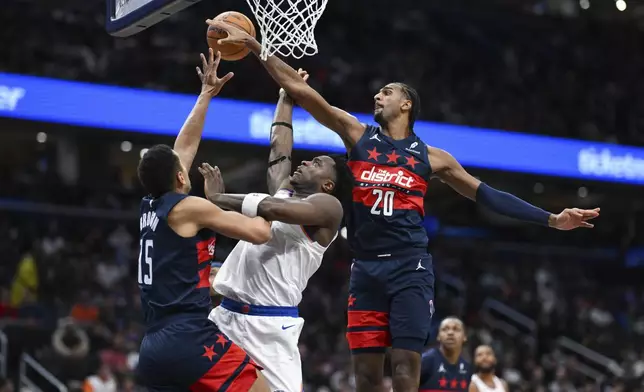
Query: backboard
[{"left": 106, "top": 0, "right": 204, "bottom": 37}]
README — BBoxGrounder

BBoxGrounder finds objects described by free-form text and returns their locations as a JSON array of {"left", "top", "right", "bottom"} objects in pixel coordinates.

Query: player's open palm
[
  {"left": 198, "top": 162, "right": 226, "bottom": 199},
  {"left": 551, "top": 207, "right": 600, "bottom": 230},
  {"left": 197, "top": 48, "right": 234, "bottom": 97}
]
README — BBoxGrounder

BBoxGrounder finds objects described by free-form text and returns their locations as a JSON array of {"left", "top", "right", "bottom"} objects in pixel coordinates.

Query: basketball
[{"left": 207, "top": 11, "right": 256, "bottom": 61}]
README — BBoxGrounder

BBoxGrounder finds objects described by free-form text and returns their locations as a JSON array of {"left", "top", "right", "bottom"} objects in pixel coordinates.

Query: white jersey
[
  {"left": 214, "top": 190, "right": 337, "bottom": 306},
  {"left": 471, "top": 374, "right": 505, "bottom": 392}
]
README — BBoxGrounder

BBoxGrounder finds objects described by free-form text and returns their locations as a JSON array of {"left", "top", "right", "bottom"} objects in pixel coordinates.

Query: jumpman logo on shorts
[{"left": 416, "top": 259, "right": 425, "bottom": 271}]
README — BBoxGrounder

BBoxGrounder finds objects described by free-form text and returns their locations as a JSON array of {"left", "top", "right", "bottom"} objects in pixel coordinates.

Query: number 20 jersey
[{"left": 346, "top": 125, "right": 432, "bottom": 259}]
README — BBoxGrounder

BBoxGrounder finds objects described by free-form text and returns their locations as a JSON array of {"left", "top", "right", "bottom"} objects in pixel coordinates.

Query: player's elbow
[
  {"left": 285, "top": 83, "right": 310, "bottom": 102},
  {"left": 248, "top": 220, "right": 272, "bottom": 244}
]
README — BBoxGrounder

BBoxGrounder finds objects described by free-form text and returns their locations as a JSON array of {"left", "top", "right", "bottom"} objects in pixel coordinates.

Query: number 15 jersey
[
  {"left": 346, "top": 125, "right": 432, "bottom": 259},
  {"left": 138, "top": 192, "right": 216, "bottom": 328}
]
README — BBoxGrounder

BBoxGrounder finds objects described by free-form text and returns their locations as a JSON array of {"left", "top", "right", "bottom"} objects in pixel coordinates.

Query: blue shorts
[
  {"left": 137, "top": 316, "right": 260, "bottom": 391},
  {"left": 346, "top": 254, "right": 435, "bottom": 354}
]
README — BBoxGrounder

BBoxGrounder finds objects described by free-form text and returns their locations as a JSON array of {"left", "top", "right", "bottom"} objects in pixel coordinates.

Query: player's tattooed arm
[
  {"left": 205, "top": 20, "right": 366, "bottom": 150},
  {"left": 428, "top": 146, "right": 600, "bottom": 230},
  {"left": 267, "top": 81, "right": 298, "bottom": 195},
  {"left": 174, "top": 49, "right": 233, "bottom": 170}
]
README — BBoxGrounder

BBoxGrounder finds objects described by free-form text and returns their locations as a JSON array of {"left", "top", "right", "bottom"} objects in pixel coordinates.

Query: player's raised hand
[
  {"left": 198, "top": 163, "right": 225, "bottom": 199},
  {"left": 206, "top": 20, "right": 252, "bottom": 46},
  {"left": 549, "top": 207, "right": 600, "bottom": 230},
  {"left": 280, "top": 68, "right": 309, "bottom": 98},
  {"left": 197, "top": 48, "right": 234, "bottom": 97}
]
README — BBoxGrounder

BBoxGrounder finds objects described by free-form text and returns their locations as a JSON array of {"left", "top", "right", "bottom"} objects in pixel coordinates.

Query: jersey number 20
[
  {"left": 370, "top": 189, "right": 394, "bottom": 216},
  {"left": 138, "top": 239, "right": 153, "bottom": 285}
]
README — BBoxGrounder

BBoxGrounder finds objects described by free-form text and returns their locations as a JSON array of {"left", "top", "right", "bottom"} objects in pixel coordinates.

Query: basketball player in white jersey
[
  {"left": 200, "top": 75, "right": 353, "bottom": 392},
  {"left": 470, "top": 345, "right": 508, "bottom": 392}
]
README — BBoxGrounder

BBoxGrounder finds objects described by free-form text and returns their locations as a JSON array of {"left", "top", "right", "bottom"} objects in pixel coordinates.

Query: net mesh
[{"left": 245, "top": 0, "right": 328, "bottom": 60}]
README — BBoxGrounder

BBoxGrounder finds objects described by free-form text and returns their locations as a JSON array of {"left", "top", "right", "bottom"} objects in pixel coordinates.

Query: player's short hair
[
  {"left": 329, "top": 154, "right": 354, "bottom": 208},
  {"left": 138, "top": 144, "right": 182, "bottom": 198},
  {"left": 395, "top": 82, "right": 421, "bottom": 130},
  {"left": 440, "top": 315, "right": 466, "bottom": 330}
]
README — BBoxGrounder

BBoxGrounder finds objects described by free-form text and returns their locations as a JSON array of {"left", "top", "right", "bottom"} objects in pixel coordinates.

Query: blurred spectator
[
  {"left": 82, "top": 363, "right": 117, "bottom": 392},
  {"left": 0, "top": 378, "right": 13, "bottom": 392},
  {"left": 10, "top": 250, "right": 38, "bottom": 308}
]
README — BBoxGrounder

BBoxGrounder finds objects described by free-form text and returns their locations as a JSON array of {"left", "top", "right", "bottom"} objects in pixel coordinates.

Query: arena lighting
[
  {"left": 120, "top": 141, "right": 133, "bottom": 152},
  {"left": 578, "top": 186, "right": 589, "bottom": 198},
  {"left": 579, "top": 0, "right": 590, "bottom": 9},
  {"left": 2, "top": 72, "right": 644, "bottom": 185},
  {"left": 36, "top": 132, "right": 47, "bottom": 143},
  {"left": 533, "top": 183, "right": 544, "bottom": 194},
  {"left": 616, "top": 0, "right": 627, "bottom": 11}
]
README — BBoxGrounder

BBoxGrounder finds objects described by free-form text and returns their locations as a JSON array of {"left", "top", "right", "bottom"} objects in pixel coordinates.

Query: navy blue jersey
[
  {"left": 347, "top": 125, "right": 432, "bottom": 258},
  {"left": 138, "top": 192, "right": 216, "bottom": 328},
  {"left": 419, "top": 348, "right": 472, "bottom": 392}
]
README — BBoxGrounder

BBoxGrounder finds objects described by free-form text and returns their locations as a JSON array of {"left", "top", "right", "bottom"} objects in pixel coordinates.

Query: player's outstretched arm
[
  {"left": 176, "top": 196, "right": 272, "bottom": 244},
  {"left": 199, "top": 161, "right": 343, "bottom": 228},
  {"left": 214, "top": 193, "right": 343, "bottom": 229},
  {"left": 428, "top": 146, "right": 601, "bottom": 230},
  {"left": 174, "top": 49, "right": 234, "bottom": 170},
  {"left": 206, "top": 20, "right": 366, "bottom": 150},
  {"left": 267, "top": 78, "right": 300, "bottom": 195}
]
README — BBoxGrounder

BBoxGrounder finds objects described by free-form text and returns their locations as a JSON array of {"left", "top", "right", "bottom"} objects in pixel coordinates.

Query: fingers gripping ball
[{"left": 207, "top": 11, "right": 256, "bottom": 61}]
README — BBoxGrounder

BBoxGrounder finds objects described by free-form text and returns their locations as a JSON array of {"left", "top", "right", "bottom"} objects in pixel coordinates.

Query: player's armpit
[
  {"left": 428, "top": 146, "right": 481, "bottom": 201},
  {"left": 258, "top": 193, "right": 343, "bottom": 228},
  {"left": 182, "top": 197, "right": 272, "bottom": 244}
]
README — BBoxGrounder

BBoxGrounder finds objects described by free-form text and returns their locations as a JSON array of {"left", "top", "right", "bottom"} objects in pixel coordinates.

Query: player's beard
[
  {"left": 476, "top": 364, "right": 496, "bottom": 374},
  {"left": 374, "top": 109, "right": 385, "bottom": 125}
]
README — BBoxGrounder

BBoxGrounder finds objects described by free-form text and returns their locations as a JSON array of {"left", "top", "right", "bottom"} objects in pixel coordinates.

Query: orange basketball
[{"left": 207, "top": 11, "right": 256, "bottom": 61}]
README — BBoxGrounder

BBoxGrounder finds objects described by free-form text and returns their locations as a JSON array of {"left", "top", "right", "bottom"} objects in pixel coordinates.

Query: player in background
[
  {"left": 420, "top": 317, "right": 472, "bottom": 392},
  {"left": 135, "top": 49, "right": 271, "bottom": 392},
  {"left": 469, "top": 345, "right": 508, "bottom": 392},
  {"left": 199, "top": 74, "right": 353, "bottom": 392},
  {"left": 207, "top": 20, "right": 601, "bottom": 392}
]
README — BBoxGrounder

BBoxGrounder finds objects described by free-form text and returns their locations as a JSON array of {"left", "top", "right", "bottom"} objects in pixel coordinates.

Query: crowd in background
[
  {"left": 1, "top": 179, "right": 644, "bottom": 390},
  {"left": 2, "top": 0, "right": 644, "bottom": 146}
]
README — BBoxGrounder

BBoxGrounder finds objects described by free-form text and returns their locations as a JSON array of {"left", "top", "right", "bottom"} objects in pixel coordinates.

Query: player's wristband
[
  {"left": 268, "top": 155, "right": 291, "bottom": 167},
  {"left": 271, "top": 122, "right": 293, "bottom": 130},
  {"left": 241, "top": 193, "right": 270, "bottom": 218}
]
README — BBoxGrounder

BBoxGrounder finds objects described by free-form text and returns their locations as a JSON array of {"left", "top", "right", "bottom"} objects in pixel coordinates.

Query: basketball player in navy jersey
[
  {"left": 135, "top": 49, "right": 271, "bottom": 392},
  {"left": 209, "top": 21, "right": 601, "bottom": 392},
  {"left": 469, "top": 345, "right": 508, "bottom": 392},
  {"left": 420, "top": 317, "right": 472, "bottom": 392}
]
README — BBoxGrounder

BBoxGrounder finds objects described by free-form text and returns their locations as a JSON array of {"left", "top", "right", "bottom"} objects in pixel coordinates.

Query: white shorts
[{"left": 208, "top": 299, "right": 304, "bottom": 392}]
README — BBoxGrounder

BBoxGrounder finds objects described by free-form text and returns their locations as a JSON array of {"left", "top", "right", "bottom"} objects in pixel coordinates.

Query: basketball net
[{"left": 245, "top": 0, "right": 328, "bottom": 60}]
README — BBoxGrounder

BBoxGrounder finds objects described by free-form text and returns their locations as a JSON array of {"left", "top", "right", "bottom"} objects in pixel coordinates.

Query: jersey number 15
[
  {"left": 370, "top": 189, "right": 394, "bottom": 216},
  {"left": 138, "top": 239, "right": 153, "bottom": 285}
]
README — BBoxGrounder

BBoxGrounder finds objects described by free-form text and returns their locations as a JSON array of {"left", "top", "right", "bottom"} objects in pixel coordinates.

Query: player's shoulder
[
  {"left": 167, "top": 195, "right": 218, "bottom": 222},
  {"left": 305, "top": 193, "right": 344, "bottom": 223}
]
